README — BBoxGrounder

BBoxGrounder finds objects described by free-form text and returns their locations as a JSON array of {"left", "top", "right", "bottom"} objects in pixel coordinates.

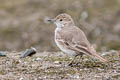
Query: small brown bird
[{"left": 48, "top": 13, "right": 107, "bottom": 65}]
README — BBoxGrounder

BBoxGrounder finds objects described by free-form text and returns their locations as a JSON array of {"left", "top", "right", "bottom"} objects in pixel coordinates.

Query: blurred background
[{"left": 0, "top": 0, "right": 120, "bottom": 52}]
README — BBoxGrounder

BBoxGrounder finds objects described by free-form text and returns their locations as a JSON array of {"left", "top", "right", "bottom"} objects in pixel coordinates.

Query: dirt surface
[{"left": 0, "top": 50, "right": 119, "bottom": 80}]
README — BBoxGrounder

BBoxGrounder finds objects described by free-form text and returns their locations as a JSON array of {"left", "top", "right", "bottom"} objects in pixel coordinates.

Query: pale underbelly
[{"left": 55, "top": 39, "right": 76, "bottom": 57}]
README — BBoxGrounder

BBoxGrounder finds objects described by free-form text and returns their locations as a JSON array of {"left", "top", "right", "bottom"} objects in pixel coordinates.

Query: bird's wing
[
  {"left": 72, "top": 26, "right": 93, "bottom": 55},
  {"left": 56, "top": 37, "right": 92, "bottom": 57},
  {"left": 72, "top": 26, "right": 91, "bottom": 48}
]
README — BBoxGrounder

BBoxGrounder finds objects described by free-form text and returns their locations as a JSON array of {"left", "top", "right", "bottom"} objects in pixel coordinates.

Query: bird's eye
[{"left": 60, "top": 19, "right": 63, "bottom": 21}]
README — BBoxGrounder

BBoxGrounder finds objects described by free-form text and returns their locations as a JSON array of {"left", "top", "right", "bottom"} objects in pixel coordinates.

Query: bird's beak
[{"left": 47, "top": 18, "right": 56, "bottom": 23}]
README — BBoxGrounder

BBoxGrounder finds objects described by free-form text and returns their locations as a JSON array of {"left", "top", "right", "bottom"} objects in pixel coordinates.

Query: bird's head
[{"left": 48, "top": 13, "right": 74, "bottom": 28}]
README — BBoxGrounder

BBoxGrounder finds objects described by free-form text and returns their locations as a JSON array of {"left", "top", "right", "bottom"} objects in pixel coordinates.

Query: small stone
[
  {"left": 20, "top": 47, "right": 37, "bottom": 58},
  {"left": 55, "top": 64, "right": 61, "bottom": 67},
  {"left": 94, "top": 75, "right": 100, "bottom": 78},
  {"left": 32, "top": 64, "right": 35, "bottom": 67},
  {"left": 36, "top": 57, "right": 42, "bottom": 61},
  {"left": 84, "top": 68, "right": 88, "bottom": 71},
  {"left": 44, "top": 76, "right": 47, "bottom": 79},
  {"left": 97, "top": 68, "right": 104, "bottom": 72},
  {"left": 19, "top": 77, "right": 24, "bottom": 80},
  {"left": 24, "top": 62, "right": 27, "bottom": 64},
  {"left": 79, "top": 69, "right": 83, "bottom": 71},
  {"left": 0, "top": 51, "right": 8, "bottom": 57},
  {"left": 39, "top": 77, "right": 42, "bottom": 79},
  {"left": 54, "top": 61, "right": 60, "bottom": 64},
  {"left": 67, "top": 74, "right": 72, "bottom": 77},
  {"left": 113, "top": 70, "right": 117, "bottom": 73},
  {"left": 19, "top": 60, "right": 22, "bottom": 63},
  {"left": 74, "top": 74, "right": 80, "bottom": 79},
  {"left": 32, "top": 57, "right": 42, "bottom": 61}
]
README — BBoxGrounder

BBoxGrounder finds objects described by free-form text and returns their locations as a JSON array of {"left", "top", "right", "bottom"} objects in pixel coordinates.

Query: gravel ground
[{"left": 0, "top": 50, "right": 119, "bottom": 80}]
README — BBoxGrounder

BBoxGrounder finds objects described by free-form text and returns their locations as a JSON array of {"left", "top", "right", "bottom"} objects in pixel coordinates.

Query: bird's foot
[{"left": 68, "top": 61, "right": 79, "bottom": 67}]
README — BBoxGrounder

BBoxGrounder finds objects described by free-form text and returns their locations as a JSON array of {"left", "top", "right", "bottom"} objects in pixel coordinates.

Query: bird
[{"left": 47, "top": 13, "right": 107, "bottom": 65}]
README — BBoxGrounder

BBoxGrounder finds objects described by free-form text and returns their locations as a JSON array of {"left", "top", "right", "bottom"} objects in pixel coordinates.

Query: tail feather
[
  {"left": 92, "top": 53, "right": 108, "bottom": 64},
  {"left": 74, "top": 45, "right": 108, "bottom": 63},
  {"left": 90, "top": 46, "right": 108, "bottom": 64}
]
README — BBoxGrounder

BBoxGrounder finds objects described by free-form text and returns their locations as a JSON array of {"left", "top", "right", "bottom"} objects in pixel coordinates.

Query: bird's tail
[
  {"left": 90, "top": 46, "right": 108, "bottom": 64},
  {"left": 74, "top": 45, "right": 108, "bottom": 64},
  {"left": 92, "top": 52, "right": 108, "bottom": 64}
]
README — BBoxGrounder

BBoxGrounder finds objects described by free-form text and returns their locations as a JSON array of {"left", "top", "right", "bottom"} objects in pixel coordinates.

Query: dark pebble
[
  {"left": 20, "top": 47, "right": 37, "bottom": 58},
  {"left": 0, "top": 51, "right": 8, "bottom": 57}
]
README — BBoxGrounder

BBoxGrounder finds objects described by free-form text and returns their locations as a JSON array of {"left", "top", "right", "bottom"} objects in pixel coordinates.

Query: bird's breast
[{"left": 55, "top": 28, "right": 76, "bottom": 57}]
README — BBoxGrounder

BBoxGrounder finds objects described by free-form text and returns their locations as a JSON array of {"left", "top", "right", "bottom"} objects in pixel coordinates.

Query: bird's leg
[
  {"left": 76, "top": 54, "right": 83, "bottom": 65},
  {"left": 68, "top": 55, "right": 77, "bottom": 66},
  {"left": 80, "top": 54, "right": 84, "bottom": 61}
]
